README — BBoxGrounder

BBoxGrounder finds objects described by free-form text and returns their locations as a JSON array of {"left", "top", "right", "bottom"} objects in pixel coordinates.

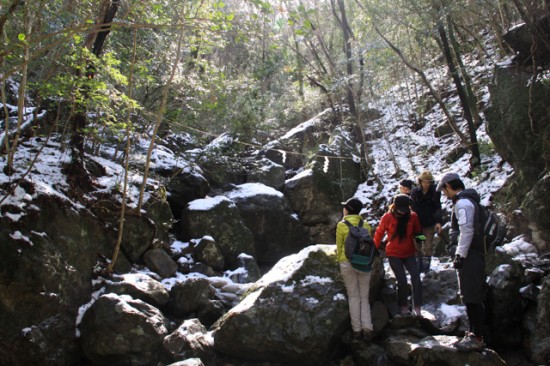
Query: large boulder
[
  {"left": 485, "top": 64, "right": 550, "bottom": 250},
  {"left": 212, "top": 245, "right": 350, "bottom": 365},
  {"left": 167, "top": 278, "right": 216, "bottom": 318},
  {"left": 225, "top": 183, "right": 312, "bottom": 265},
  {"left": 120, "top": 214, "right": 156, "bottom": 262},
  {"left": 162, "top": 318, "right": 214, "bottom": 363},
  {"left": 283, "top": 126, "right": 363, "bottom": 243},
  {"left": 105, "top": 273, "right": 170, "bottom": 308},
  {"left": 246, "top": 157, "right": 286, "bottom": 190},
  {"left": 0, "top": 192, "right": 116, "bottom": 366},
  {"left": 264, "top": 108, "right": 342, "bottom": 170},
  {"left": 192, "top": 236, "right": 225, "bottom": 271},
  {"left": 485, "top": 64, "right": 550, "bottom": 187},
  {"left": 143, "top": 197, "right": 175, "bottom": 245},
  {"left": 79, "top": 293, "right": 170, "bottom": 366},
  {"left": 486, "top": 263, "right": 524, "bottom": 347},
  {"left": 503, "top": 15, "right": 550, "bottom": 66},
  {"left": 143, "top": 247, "right": 178, "bottom": 278},
  {"left": 408, "top": 335, "right": 506, "bottom": 365},
  {"left": 522, "top": 173, "right": 550, "bottom": 249},
  {"left": 194, "top": 133, "right": 249, "bottom": 188},
  {"left": 88, "top": 193, "right": 164, "bottom": 264},
  {"left": 181, "top": 196, "right": 255, "bottom": 269},
  {"left": 529, "top": 275, "right": 550, "bottom": 364},
  {"left": 165, "top": 170, "right": 210, "bottom": 219}
]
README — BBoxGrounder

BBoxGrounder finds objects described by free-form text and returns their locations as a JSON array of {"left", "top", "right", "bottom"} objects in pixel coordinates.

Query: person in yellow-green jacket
[{"left": 336, "top": 197, "right": 374, "bottom": 340}]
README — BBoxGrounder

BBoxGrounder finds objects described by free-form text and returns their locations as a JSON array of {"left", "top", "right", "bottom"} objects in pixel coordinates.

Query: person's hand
[
  {"left": 435, "top": 223, "right": 442, "bottom": 233},
  {"left": 453, "top": 254, "right": 464, "bottom": 269}
]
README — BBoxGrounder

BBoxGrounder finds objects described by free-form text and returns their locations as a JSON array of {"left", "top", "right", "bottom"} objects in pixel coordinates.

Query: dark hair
[
  {"left": 391, "top": 206, "right": 410, "bottom": 240},
  {"left": 446, "top": 179, "right": 465, "bottom": 191}
]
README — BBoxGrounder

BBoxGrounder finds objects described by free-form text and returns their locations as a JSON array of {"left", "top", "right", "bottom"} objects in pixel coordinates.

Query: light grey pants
[{"left": 340, "top": 261, "right": 373, "bottom": 332}]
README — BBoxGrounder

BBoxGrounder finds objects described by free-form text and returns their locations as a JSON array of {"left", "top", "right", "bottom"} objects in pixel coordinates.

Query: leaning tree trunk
[
  {"left": 67, "top": 0, "right": 119, "bottom": 190},
  {"left": 436, "top": 17, "right": 481, "bottom": 169},
  {"left": 335, "top": 0, "right": 357, "bottom": 117}
]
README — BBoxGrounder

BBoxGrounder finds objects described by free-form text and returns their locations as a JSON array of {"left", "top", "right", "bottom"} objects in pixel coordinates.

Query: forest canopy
[{"left": 0, "top": 0, "right": 541, "bottom": 171}]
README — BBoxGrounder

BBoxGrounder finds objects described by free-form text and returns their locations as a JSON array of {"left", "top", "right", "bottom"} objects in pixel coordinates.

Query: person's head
[
  {"left": 392, "top": 194, "right": 411, "bottom": 216},
  {"left": 399, "top": 179, "right": 414, "bottom": 195},
  {"left": 436, "top": 172, "right": 465, "bottom": 199},
  {"left": 341, "top": 197, "right": 363, "bottom": 215},
  {"left": 417, "top": 170, "right": 434, "bottom": 191},
  {"left": 392, "top": 194, "right": 411, "bottom": 239}
]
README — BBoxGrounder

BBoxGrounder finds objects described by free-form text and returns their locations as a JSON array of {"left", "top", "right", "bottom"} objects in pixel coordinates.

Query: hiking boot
[
  {"left": 362, "top": 329, "right": 374, "bottom": 341},
  {"left": 352, "top": 331, "right": 362, "bottom": 339},
  {"left": 454, "top": 332, "right": 485, "bottom": 351}
]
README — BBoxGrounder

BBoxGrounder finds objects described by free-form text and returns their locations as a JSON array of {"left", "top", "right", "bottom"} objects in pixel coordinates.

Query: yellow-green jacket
[{"left": 336, "top": 214, "right": 373, "bottom": 263}]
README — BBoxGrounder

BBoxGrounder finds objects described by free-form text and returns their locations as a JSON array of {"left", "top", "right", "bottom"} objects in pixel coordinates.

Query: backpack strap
[{"left": 343, "top": 219, "right": 363, "bottom": 228}]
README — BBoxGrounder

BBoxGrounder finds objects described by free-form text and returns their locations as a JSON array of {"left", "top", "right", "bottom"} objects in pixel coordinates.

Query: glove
[
  {"left": 453, "top": 254, "right": 464, "bottom": 269},
  {"left": 415, "top": 234, "right": 426, "bottom": 241}
]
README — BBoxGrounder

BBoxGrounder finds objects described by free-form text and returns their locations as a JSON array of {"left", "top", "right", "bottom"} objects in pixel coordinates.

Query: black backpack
[
  {"left": 343, "top": 219, "right": 376, "bottom": 260},
  {"left": 463, "top": 198, "right": 507, "bottom": 254}
]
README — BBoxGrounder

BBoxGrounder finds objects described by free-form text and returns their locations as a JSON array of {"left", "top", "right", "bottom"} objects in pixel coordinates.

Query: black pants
[
  {"left": 388, "top": 256, "right": 422, "bottom": 308},
  {"left": 466, "top": 302, "right": 485, "bottom": 338}
]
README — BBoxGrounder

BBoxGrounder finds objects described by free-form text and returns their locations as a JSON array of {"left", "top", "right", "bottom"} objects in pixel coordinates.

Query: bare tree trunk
[
  {"left": 352, "top": 0, "right": 468, "bottom": 147},
  {"left": 137, "top": 19, "right": 185, "bottom": 212},
  {"left": 67, "top": 0, "right": 120, "bottom": 190},
  {"left": 0, "top": 0, "right": 22, "bottom": 38},
  {"left": 108, "top": 28, "right": 138, "bottom": 272},
  {"left": 447, "top": 19, "right": 482, "bottom": 127},
  {"left": 4, "top": 3, "right": 31, "bottom": 175},
  {"left": 334, "top": 0, "right": 357, "bottom": 117},
  {"left": 436, "top": 17, "right": 481, "bottom": 168},
  {"left": 371, "top": 23, "right": 469, "bottom": 146}
]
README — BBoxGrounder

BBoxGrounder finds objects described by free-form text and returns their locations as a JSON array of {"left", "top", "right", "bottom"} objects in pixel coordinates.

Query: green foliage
[
  {"left": 477, "top": 139, "right": 495, "bottom": 157},
  {"left": 1, "top": 0, "right": 527, "bottom": 164}
]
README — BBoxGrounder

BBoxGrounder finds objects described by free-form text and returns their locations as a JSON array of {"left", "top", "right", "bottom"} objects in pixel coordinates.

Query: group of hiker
[{"left": 335, "top": 170, "right": 486, "bottom": 351}]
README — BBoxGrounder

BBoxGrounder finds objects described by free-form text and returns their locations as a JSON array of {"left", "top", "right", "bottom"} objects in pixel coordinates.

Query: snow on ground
[{"left": 1, "top": 34, "right": 537, "bottom": 336}]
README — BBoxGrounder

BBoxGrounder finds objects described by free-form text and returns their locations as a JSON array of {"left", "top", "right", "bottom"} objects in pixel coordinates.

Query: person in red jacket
[{"left": 374, "top": 194, "right": 423, "bottom": 316}]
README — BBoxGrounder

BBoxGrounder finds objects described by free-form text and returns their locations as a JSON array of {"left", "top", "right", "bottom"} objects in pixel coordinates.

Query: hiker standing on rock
[
  {"left": 373, "top": 194, "right": 423, "bottom": 317},
  {"left": 437, "top": 172, "right": 486, "bottom": 351},
  {"left": 336, "top": 197, "right": 374, "bottom": 340},
  {"left": 410, "top": 170, "right": 442, "bottom": 272}
]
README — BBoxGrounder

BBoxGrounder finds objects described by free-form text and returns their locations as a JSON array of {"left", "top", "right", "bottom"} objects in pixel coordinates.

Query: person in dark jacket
[
  {"left": 438, "top": 172, "right": 486, "bottom": 351},
  {"left": 410, "top": 170, "right": 442, "bottom": 272},
  {"left": 373, "top": 194, "right": 423, "bottom": 317},
  {"left": 398, "top": 179, "right": 414, "bottom": 195}
]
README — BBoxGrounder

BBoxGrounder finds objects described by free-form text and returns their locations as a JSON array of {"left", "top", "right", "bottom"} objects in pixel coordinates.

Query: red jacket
[{"left": 374, "top": 211, "right": 421, "bottom": 258}]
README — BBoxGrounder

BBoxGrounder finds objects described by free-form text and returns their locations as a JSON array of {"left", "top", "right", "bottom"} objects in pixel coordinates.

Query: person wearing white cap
[
  {"left": 335, "top": 197, "right": 374, "bottom": 341},
  {"left": 437, "top": 172, "right": 486, "bottom": 351}
]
